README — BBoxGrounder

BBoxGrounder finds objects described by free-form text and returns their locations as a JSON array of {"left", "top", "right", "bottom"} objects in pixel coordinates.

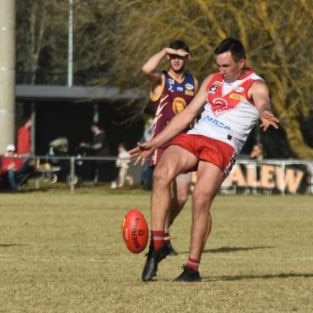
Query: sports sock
[
  {"left": 186, "top": 257, "right": 200, "bottom": 272},
  {"left": 151, "top": 230, "right": 165, "bottom": 251}
]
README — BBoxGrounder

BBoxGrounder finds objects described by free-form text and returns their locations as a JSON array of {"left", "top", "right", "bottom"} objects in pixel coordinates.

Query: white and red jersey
[{"left": 188, "top": 69, "right": 263, "bottom": 154}]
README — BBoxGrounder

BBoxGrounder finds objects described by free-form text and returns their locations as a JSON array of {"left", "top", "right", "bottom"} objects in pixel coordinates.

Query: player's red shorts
[{"left": 169, "top": 133, "right": 237, "bottom": 176}]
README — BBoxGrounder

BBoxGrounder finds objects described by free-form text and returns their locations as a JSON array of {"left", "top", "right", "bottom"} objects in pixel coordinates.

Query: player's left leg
[
  {"left": 164, "top": 172, "right": 191, "bottom": 255},
  {"left": 174, "top": 160, "right": 224, "bottom": 282}
]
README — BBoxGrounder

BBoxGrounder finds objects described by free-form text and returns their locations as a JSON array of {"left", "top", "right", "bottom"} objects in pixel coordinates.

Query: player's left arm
[{"left": 250, "top": 80, "right": 279, "bottom": 131}]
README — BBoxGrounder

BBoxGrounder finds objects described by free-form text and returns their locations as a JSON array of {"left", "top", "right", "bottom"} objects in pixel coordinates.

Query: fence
[
  {"left": 1, "top": 155, "right": 309, "bottom": 194},
  {"left": 29, "top": 156, "right": 313, "bottom": 195},
  {"left": 33, "top": 155, "right": 127, "bottom": 193},
  {"left": 220, "top": 159, "right": 313, "bottom": 195}
]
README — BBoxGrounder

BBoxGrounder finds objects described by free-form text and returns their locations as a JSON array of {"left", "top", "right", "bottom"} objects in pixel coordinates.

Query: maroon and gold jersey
[{"left": 149, "top": 71, "right": 197, "bottom": 166}]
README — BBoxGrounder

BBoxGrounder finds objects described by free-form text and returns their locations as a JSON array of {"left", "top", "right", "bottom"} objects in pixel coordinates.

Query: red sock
[
  {"left": 186, "top": 257, "right": 200, "bottom": 272},
  {"left": 151, "top": 230, "right": 165, "bottom": 251}
]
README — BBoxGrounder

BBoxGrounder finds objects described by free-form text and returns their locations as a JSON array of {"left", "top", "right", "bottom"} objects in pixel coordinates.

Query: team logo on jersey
[
  {"left": 172, "top": 97, "right": 187, "bottom": 114},
  {"left": 208, "top": 82, "right": 219, "bottom": 94},
  {"left": 211, "top": 97, "right": 229, "bottom": 115},
  {"left": 185, "top": 83, "right": 194, "bottom": 90}
]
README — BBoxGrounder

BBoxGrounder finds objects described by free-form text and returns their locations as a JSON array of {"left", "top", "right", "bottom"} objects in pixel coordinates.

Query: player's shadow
[
  {"left": 166, "top": 246, "right": 313, "bottom": 282},
  {"left": 0, "top": 243, "right": 25, "bottom": 248},
  {"left": 201, "top": 246, "right": 312, "bottom": 282},
  {"left": 177, "top": 246, "right": 273, "bottom": 255},
  {"left": 204, "top": 246, "right": 273, "bottom": 254},
  {"left": 205, "top": 272, "right": 313, "bottom": 282},
  {"left": 163, "top": 272, "right": 313, "bottom": 282}
]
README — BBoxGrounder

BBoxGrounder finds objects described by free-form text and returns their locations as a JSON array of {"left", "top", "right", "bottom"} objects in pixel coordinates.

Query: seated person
[
  {"left": 115, "top": 143, "right": 134, "bottom": 188},
  {"left": 0, "top": 144, "right": 35, "bottom": 192}
]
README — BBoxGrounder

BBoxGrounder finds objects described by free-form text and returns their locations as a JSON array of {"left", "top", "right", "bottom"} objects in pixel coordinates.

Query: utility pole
[
  {"left": 0, "top": 0, "right": 15, "bottom": 152},
  {"left": 68, "top": 0, "right": 73, "bottom": 87}
]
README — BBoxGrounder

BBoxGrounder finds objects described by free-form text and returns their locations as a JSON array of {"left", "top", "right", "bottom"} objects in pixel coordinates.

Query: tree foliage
[{"left": 16, "top": 0, "right": 313, "bottom": 158}]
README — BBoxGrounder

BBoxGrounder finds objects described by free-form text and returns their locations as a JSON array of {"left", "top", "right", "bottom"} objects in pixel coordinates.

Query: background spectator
[
  {"left": 111, "top": 143, "right": 134, "bottom": 188},
  {"left": 80, "top": 122, "right": 109, "bottom": 184},
  {"left": 0, "top": 144, "right": 35, "bottom": 192},
  {"left": 17, "top": 117, "right": 32, "bottom": 156}
]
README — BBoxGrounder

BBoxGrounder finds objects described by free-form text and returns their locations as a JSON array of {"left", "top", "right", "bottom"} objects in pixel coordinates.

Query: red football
[{"left": 122, "top": 209, "right": 149, "bottom": 254}]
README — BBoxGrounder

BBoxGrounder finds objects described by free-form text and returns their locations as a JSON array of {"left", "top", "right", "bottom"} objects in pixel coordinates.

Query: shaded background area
[{"left": 18, "top": 100, "right": 144, "bottom": 182}]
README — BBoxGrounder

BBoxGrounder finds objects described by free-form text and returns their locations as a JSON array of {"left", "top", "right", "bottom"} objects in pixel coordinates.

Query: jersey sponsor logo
[
  {"left": 204, "top": 115, "right": 231, "bottom": 130},
  {"left": 185, "top": 90, "right": 195, "bottom": 96},
  {"left": 167, "top": 78, "right": 176, "bottom": 92},
  {"left": 177, "top": 86, "right": 184, "bottom": 92},
  {"left": 172, "top": 97, "right": 187, "bottom": 114},
  {"left": 229, "top": 93, "right": 244, "bottom": 101}
]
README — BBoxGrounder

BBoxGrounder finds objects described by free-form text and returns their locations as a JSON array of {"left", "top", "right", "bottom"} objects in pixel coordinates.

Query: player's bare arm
[
  {"left": 142, "top": 47, "right": 189, "bottom": 78},
  {"left": 142, "top": 46, "right": 192, "bottom": 99},
  {"left": 249, "top": 80, "right": 279, "bottom": 131}
]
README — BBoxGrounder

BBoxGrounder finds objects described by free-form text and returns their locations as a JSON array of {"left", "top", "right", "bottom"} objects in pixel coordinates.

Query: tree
[
  {"left": 16, "top": 0, "right": 67, "bottom": 84},
  {"left": 16, "top": 0, "right": 313, "bottom": 158},
  {"left": 111, "top": 0, "right": 313, "bottom": 158},
  {"left": 16, "top": 0, "right": 118, "bottom": 85}
]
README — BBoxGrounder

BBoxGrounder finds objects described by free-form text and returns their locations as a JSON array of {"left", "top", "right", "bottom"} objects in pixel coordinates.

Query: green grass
[{"left": 1, "top": 185, "right": 313, "bottom": 313}]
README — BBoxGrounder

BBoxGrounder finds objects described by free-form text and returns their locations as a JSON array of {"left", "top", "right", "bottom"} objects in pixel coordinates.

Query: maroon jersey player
[{"left": 142, "top": 40, "right": 198, "bottom": 257}]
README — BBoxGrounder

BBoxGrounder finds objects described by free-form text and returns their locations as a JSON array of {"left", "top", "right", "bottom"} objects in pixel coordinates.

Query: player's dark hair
[
  {"left": 214, "top": 37, "right": 246, "bottom": 62},
  {"left": 169, "top": 39, "right": 190, "bottom": 53}
]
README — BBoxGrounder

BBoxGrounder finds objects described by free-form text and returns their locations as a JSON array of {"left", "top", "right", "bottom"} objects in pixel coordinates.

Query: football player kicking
[{"left": 130, "top": 37, "right": 279, "bottom": 282}]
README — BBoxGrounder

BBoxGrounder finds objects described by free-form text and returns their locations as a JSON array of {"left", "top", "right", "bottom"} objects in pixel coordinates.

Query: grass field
[{"left": 0, "top": 184, "right": 313, "bottom": 313}]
